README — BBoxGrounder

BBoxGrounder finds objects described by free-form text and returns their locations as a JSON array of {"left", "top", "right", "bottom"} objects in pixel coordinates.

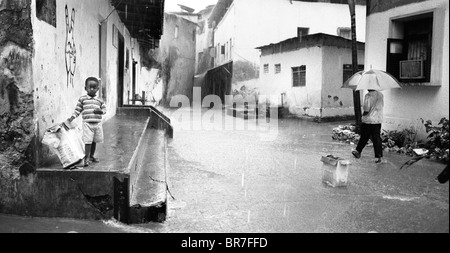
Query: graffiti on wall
[{"left": 65, "top": 5, "right": 76, "bottom": 88}]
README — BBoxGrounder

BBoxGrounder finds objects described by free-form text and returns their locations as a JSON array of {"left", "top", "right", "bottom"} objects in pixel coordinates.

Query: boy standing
[{"left": 68, "top": 77, "right": 106, "bottom": 167}]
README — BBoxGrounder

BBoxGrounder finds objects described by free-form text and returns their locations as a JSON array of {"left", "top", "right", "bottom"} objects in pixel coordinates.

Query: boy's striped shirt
[{"left": 72, "top": 95, "right": 106, "bottom": 123}]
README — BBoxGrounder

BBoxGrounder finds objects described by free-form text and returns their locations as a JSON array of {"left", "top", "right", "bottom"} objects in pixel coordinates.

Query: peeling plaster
[{"left": 0, "top": 0, "right": 35, "bottom": 189}]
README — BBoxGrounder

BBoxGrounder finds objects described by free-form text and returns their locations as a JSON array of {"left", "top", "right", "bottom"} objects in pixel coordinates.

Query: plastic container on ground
[{"left": 321, "top": 155, "right": 350, "bottom": 187}]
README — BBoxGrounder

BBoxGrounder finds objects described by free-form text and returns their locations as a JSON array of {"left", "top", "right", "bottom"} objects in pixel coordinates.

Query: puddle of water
[
  {"left": 382, "top": 195, "right": 420, "bottom": 202},
  {"left": 102, "top": 219, "right": 154, "bottom": 233},
  {"left": 170, "top": 200, "right": 187, "bottom": 210}
]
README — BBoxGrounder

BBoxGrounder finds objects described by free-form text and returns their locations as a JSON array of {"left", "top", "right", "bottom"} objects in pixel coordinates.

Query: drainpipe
[{"left": 348, "top": 0, "right": 362, "bottom": 133}]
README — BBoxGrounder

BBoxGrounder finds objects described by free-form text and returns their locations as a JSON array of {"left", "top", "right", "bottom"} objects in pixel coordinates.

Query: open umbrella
[{"left": 342, "top": 69, "right": 402, "bottom": 91}]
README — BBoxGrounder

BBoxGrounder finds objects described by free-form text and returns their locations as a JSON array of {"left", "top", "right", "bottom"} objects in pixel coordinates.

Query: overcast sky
[{"left": 165, "top": 0, "right": 218, "bottom": 13}]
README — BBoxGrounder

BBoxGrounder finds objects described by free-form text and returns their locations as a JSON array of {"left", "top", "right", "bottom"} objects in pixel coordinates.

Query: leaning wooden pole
[{"left": 348, "top": 0, "right": 362, "bottom": 132}]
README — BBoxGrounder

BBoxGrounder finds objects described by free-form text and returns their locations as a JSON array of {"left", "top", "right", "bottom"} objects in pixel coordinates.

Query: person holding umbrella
[
  {"left": 352, "top": 89, "right": 384, "bottom": 163},
  {"left": 342, "top": 69, "right": 402, "bottom": 163}
]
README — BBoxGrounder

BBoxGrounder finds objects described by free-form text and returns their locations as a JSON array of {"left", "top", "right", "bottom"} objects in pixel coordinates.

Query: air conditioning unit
[{"left": 400, "top": 59, "right": 425, "bottom": 79}]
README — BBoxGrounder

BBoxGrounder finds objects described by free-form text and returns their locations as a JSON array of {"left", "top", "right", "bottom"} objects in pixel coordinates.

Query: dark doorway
[
  {"left": 132, "top": 60, "right": 137, "bottom": 105},
  {"left": 99, "top": 21, "right": 107, "bottom": 102},
  {"left": 202, "top": 62, "right": 233, "bottom": 105},
  {"left": 117, "top": 33, "right": 125, "bottom": 107}
]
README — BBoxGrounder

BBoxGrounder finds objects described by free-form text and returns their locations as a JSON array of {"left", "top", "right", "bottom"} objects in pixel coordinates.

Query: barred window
[
  {"left": 263, "top": 64, "right": 269, "bottom": 74},
  {"left": 275, "top": 64, "right": 281, "bottom": 74},
  {"left": 292, "top": 65, "right": 306, "bottom": 87}
]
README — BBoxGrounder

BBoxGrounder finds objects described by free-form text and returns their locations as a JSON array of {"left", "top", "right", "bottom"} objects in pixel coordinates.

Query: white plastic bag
[
  {"left": 42, "top": 125, "right": 61, "bottom": 149},
  {"left": 42, "top": 124, "right": 85, "bottom": 168}
]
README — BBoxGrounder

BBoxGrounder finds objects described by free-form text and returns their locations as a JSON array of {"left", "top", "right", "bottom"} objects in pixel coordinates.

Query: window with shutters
[
  {"left": 263, "top": 64, "right": 269, "bottom": 74},
  {"left": 275, "top": 64, "right": 281, "bottom": 74},
  {"left": 292, "top": 66, "right": 306, "bottom": 87},
  {"left": 387, "top": 13, "right": 433, "bottom": 83}
]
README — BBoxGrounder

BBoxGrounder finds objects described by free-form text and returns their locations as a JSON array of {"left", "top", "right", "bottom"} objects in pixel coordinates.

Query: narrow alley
[{"left": 1, "top": 0, "right": 448, "bottom": 236}]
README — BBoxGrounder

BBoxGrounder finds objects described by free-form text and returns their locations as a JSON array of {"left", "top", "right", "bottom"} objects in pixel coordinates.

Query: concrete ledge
[
  {"left": 0, "top": 169, "right": 128, "bottom": 221},
  {"left": 119, "top": 106, "right": 173, "bottom": 138},
  {"left": 1, "top": 108, "right": 174, "bottom": 224},
  {"left": 129, "top": 129, "right": 168, "bottom": 223}
]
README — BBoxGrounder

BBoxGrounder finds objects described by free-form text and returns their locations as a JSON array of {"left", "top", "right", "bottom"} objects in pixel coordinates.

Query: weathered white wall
[
  {"left": 365, "top": 0, "right": 449, "bottom": 131},
  {"left": 159, "top": 14, "right": 197, "bottom": 105},
  {"left": 0, "top": 0, "right": 35, "bottom": 180},
  {"left": 259, "top": 46, "right": 323, "bottom": 116},
  {"left": 259, "top": 43, "right": 365, "bottom": 118},
  {"left": 31, "top": 0, "right": 140, "bottom": 139},
  {"left": 231, "top": 0, "right": 366, "bottom": 65},
  {"left": 210, "top": 0, "right": 366, "bottom": 95},
  {"left": 195, "top": 7, "right": 214, "bottom": 74},
  {"left": 321, "top": 46, "right": 365, "bottom": 117},
  {"left": 213, "top": 1, "right": 235, "bottom": 67}
]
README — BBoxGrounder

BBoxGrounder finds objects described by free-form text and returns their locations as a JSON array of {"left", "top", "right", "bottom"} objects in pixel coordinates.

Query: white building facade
[
  {"left": 204, "top": 0, "right": 367, "bottom": 101},
  {"left": 258, "top": 34, "right": 365, "bottom": 118},
  {"left": 195, "top": 5, "right": 215, "bottom": 75},
  {"left": 365, "top": 0, "right": 449, "bottom": 132}
]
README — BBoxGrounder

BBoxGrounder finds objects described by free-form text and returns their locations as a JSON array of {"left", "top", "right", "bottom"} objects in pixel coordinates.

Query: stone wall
[
  {"left": 0, "top": 0, "right": 36, "bottom": 208},
  {"left": 0, "top": 0, "right": 35, "bottom": 175}
]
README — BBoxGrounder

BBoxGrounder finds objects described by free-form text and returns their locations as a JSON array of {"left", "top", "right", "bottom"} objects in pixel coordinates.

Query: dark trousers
[{"left": 356, "top": 123, "right": 383, "bottom": 158}]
